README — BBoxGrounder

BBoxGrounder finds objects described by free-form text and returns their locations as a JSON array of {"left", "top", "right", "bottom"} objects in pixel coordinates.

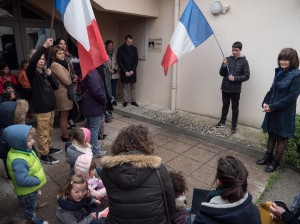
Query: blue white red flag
[
  {"left": 161, "top": 0, "right": 213, "bottom": 75},
  {"left": 55, "top": 0, "right": 108, "bottom": 79}
]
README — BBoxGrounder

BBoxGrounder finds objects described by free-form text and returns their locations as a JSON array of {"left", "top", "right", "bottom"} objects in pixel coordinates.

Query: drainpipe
[{"left": 171, "top": 0, "right": 180, "bottom": 110}]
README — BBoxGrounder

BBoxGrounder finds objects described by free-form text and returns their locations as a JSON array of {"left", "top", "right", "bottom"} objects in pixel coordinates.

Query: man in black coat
[
  {"left": 117, "top": 34, "right": 139, "bottom": 107},
  {"left": 215, "top": 41, "right": 250, "bottom": 133}
]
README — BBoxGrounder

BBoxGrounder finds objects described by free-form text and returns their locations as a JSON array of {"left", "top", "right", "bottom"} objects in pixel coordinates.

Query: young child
[
  {"left": 1, "top": 81, "right": 20, "bottom": 102},
  {"left": 0, "top": 64, "right": 19, "bottom": 95},
  {"left": 66, "top": 128, "right": 93, "bottom": 175},
  {"left": 74, "top": 154, "right": 107, "bottom": 200},
  {"left": 3, "top": 124, "right": 48, "bottom": 224},
  {"left": 56, "top": 174, "right": 106, "bottom": 224},
  {"left": 169, "top": 170, "right": 189, "bottom": 224}
]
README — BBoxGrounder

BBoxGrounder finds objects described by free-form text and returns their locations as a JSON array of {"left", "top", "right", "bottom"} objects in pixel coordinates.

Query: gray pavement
[{"left": 0, "top": 102, "right": 299, "bottom": 223}]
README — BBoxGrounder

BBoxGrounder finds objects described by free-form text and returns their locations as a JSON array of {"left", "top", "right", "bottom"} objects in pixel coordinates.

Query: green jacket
[{"left": 7, "top": 149, "right": 46, "bottom": 196}]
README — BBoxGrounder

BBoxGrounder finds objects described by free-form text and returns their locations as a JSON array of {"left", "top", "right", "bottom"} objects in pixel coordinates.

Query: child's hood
[
  {"left": 74, "top": 154, "right": 93, "bottom": 179},
  {"left": 4, "top": 124, "right": 32, "bottom": 150}
]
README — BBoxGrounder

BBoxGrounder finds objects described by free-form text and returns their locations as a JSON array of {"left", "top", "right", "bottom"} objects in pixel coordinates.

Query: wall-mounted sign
[{"left": 148, "top": 38, "right": 162, "bottom": 53}]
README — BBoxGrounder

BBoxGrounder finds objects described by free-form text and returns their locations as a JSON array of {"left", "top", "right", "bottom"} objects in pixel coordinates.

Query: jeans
[
  {"left": 17, "top": 191, "right": 43, "bottom": 224},
  {"left": 220, "top": 91, "right": 241, "bottom": 127},
  {"left": 111, "top": 79, "right": 118, "bottom": 101},
  {"left": 85, "top": 115, "right": 103, "bottom": 152}
]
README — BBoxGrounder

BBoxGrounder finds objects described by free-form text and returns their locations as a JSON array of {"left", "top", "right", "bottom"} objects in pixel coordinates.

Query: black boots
[
  {"left": 256, "top": 153, "right": 273, "bottom": 165},
  {"left": 265, "top": 161, "right": 280, "bottom": 173}
]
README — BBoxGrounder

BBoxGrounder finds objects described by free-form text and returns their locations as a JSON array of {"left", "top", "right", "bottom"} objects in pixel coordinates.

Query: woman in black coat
[
  {"left": 100, "top": 125, "right": 176, "bottom": 224},
  {"left": 256, "top": 48, "right": 300, "bottom": 173}
]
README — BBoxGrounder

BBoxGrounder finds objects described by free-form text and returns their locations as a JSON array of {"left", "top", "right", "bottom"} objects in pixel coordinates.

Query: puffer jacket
[
  {"left": 100, "top": 150, "right": 176, "bottom": 224},
  {"left": 219, "top": 55, "right": 250, "bottom": 93}
]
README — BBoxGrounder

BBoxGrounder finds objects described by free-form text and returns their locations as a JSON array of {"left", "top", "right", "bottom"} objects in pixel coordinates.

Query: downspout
[{"left": 171, "top": 0, "right": 180, "bottom": 110}]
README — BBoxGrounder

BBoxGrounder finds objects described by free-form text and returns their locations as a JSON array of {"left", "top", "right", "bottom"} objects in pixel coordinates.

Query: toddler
[
  {"left": 66, "top": 128, "right": 93, "bottom": 175},
  {"left": 3, "top": 124, "right": 48, "bottom": 224},
  {"left": 74, "top": 154, "right": 107, "bottom": 200},
  {"left": 169, "top": 170, "right": 189, "bottom": 224}
]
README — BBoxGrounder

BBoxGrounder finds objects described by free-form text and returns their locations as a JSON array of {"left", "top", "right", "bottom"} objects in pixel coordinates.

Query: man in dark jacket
[
  {"left": 215, "top": 41, "right": 250, "bottom": 133},
  {"left": 117, "top": 34, "right": 139, "bottom": 107},
  {"left": 26, "top": 38, "right": 61, "bottom": 164}
]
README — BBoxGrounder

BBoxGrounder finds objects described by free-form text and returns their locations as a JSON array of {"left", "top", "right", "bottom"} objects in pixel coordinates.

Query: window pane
[
  {"left": 21, "top": 5, "right": 44, "bottom": 20},
  {"left": 26, "top": 27, "right": 56, "bottom": 50},
  {"left": 0, "top": 26, "right": 18, "bottom": 69},
  {"left": 0, "top": 3, "right": 14, "bottom": 18}
]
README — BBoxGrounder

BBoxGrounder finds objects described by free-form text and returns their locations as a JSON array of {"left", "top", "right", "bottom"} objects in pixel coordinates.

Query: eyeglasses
[{"left": 71, "top": 189, "right": 87, "bottom": 195}]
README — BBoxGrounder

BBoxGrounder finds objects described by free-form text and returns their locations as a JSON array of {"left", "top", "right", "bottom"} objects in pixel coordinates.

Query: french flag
[
  {"left": 55, "top": 0, "right": 108, "bottom": 79},
  {"left": 161, "top": 0, "right": 213, "bottom": 75}
]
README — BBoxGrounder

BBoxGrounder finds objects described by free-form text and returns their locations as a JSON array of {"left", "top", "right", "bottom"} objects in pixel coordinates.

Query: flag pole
[
  {"left": 212, "top": 34, "right": 231, "bottom": 75},
  {"left": 47, "top": 0, "right": 56, "bottom": 68}
]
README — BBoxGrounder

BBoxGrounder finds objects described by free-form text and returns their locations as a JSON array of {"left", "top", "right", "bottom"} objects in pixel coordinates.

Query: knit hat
[
  {"left": 81, "top": 128, "right": 91, "bottom": 143},
  {"left": 74, "top": 154, "right": 93, "bottom": 179}
]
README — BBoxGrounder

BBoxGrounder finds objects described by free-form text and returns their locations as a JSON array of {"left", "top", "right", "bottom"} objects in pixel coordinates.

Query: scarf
[{"left": 55, "top": 59, "right": 69, "bottom": 71}]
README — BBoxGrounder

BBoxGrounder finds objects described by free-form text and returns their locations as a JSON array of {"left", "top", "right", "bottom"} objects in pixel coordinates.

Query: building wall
[{"left": 133, "top": 0, "right": 300, "bottom": 127}]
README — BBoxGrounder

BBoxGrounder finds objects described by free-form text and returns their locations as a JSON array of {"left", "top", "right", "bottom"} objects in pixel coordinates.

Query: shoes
[
  {"left": 256, "top": 153, "right": 273, "bottom": 165},
  {"left": 215, "top": 121, "right": 225, "bottom": 128},
  {"left": 112, "top": 101, "right": 117, "bottom": 106},
  {"left": 40, "top": 154, "right": 59, "bottom": 164},
  {"left": 93, "top": 150, "right": 107, "bottom": 158},
  {"left": 49, "top": 147, "right": 62, "bottom": 154},
  {"left": 131, "top": 102, "right": 139, "bottom": 107},
  {"left": 61, "top": 136, "right": 70, "bottom": 142},
  {"left": 265, "top": 160, "right": 279, "bottom": 173},
  {"left": 231, "top": 126, "right": 237, "bottom": 133},
  {"left": 98, "top": 134, "right": 107, "bottom": 140},
  {"left": 36, "top": 200, "right": 48, "bottom": 210},
  {"left": 123, "top": 102, "right": 128, "bottom": 107},
  {"left": 105, "top": 112, "right": 114, "bottom": 122}
]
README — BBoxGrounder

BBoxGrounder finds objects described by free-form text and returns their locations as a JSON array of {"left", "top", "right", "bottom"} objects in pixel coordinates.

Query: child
[
  {"left": 3, "top": 124, "right": 48, "bottom": 224},
  {"left": 66, "top": 128, "right": 93, "bottom": 175},
  {"left": 0, "top": 64, "right": 19, "bottom": 95},
  {"left": 169, "top": 171, "right": 189, "bottom": 224},
  {"left": 1, "top": 81, "right": 20, "bottom": 102},
  {"left": 26, "top": 38, "right": 61, "bottom": 164},
  {"left": 56, "top": 174, "right": 106, "bottom": 224},
  {"left": 74, "top": 154, "right": 107, "bottom": 200}
]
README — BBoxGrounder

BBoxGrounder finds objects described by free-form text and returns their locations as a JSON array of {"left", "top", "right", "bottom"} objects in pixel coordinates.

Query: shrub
[{"left": 285, "top": 114, "right": 300, "bottom": 169}]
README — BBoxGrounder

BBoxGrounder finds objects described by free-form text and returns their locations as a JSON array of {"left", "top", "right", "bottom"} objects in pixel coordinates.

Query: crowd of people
[{"left": 1, "top": 36, "right": 300, "bottom": 224}]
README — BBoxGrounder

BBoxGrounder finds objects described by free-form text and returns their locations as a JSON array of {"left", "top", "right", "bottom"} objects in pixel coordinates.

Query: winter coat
[
  {"left": 66, "top": 140, "right": 93, "bottom": 175},
  {"left": 0, "top": 73, "right": 18, "bottom": 94},
  {"left": 80, "top": 69, "right": 107, "bottom": 116},
  {"left": 106, "top": 51, "right": 119, "bottom": 80},
  {"left": 56, "top": 197, "right": 95, "bottom": 224},
  {"left": 0, "top": 100, "right": 28, "bottom": 129},
  {"left": 117, "top": 44, "right": 138, "bottom": 84},
  {"left": 192, "top": 193, "right": 261, "bottom": 224},
  {"left": 4, "top": 125, "right": 46, "bottom": 196},
  {"left": 18, "top": 69, "right": 31, "bottom": 89},
  {"left": 281, "top": 211, "right": 300, "bottom": 224},
  {"left": 261, "top": 68, "right": 300, "bottom": 138},
  {"left": 26, "top": 46, "right": 59, "bottom": 113},
  {"left": 219, "top": 55, "right": 250, "bottom": 93},
  {"left": 100, "top": 150, "right": 176, "bottom": 224},
  {"left": 50, "top": 61, "right": 73, "bottom": 111}
]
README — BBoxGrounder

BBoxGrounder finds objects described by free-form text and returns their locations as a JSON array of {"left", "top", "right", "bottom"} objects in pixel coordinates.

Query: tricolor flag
[
  {"left": 161, "top": 0, "right": 213, "bottom": 75},
  {"left": 55, "top": 0, "right": 108, "bottom": 79}
]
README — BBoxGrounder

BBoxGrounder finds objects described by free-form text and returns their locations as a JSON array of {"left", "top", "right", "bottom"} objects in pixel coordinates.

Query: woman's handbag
[
  {"left": 67, "top": 82, "right": 76, "bottom": 101},
  {"left": 156, "top": 169, "right": 171, "bottom": 224}
]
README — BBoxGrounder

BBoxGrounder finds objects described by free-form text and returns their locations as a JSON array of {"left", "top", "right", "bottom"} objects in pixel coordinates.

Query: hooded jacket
[
  {"left": 219, "top": 55, "right": 250, "bottom": 93},
  {"left": 4, "top": 124, "right": 46, "bottom": 196},
  {"left": 193, "top": 193, "right": 261, "bottom": 224},
  {"left": 100, "top": 150, "right": 176, "bottom": 224}
]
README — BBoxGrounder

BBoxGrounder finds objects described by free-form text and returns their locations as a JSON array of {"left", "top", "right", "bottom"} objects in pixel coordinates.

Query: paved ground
[{"left": 0, "top": 102, "right": 299, "bottom": 223}]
